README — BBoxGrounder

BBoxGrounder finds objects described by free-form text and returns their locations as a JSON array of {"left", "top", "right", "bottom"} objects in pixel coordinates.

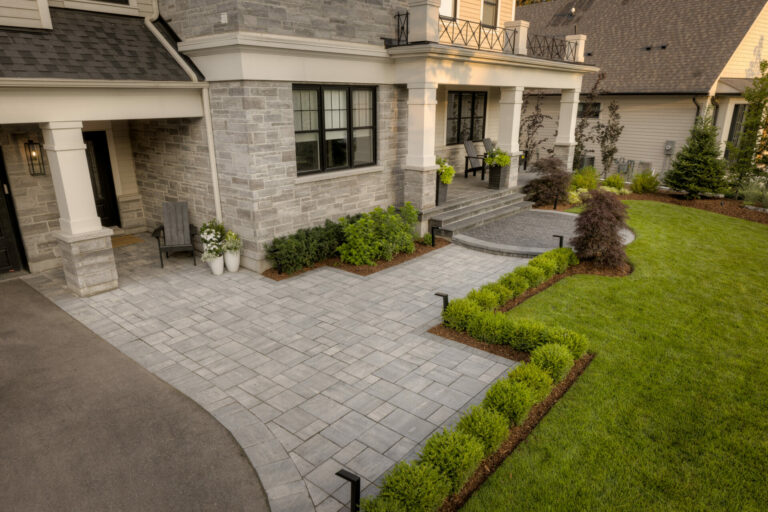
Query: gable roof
[
  {"left": 0, "top": 8, "right": 192, "bottom": 82},
  {"left": 517, "top": 0, "right": 767, "bottom": 94}
]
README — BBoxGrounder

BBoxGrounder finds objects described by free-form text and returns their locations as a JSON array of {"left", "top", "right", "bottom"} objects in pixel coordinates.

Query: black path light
[
  {"left": 435, "top": 292, "right": 449, "bottom": 311},
  {"left": 24, "top": 139, "right": 46, "bottom": 176},
  {"left": 336, "top": 469, "right": 360, "bottom": 512},
  {"left": 553, "top": 235, "right": 564, "bottom": 248}
]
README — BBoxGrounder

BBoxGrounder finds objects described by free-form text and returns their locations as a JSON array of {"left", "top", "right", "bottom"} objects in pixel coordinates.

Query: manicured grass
[{"left": 462, "top": 201, "right": 768, "bottom": 511}]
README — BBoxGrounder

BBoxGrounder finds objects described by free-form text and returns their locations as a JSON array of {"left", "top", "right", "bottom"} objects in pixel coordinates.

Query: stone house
[
  {"left": 0, "top": 0, "right": 594, "bottom": 295},
  {"left": 517, "top": 0, "right": 768, "bottom": 176}
]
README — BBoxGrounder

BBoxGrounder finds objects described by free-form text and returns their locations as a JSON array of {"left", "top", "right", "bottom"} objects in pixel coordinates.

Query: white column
[
  {"left": 404, "top": 82, "right": 439, "bottom": 212},
  {"left": 498, "top": 86, "right": 524, "bottom": 188},
  {"left": 555, "top": 89, "right": 580, "bottom": 172},
  {"left": 505, "top": 20, "right": 529, "bottom": 56},
  {"left": 409, "top": 0, "right": 441, "bottom": 43},
  {"left": 41, "top": 121, "right": 103, "bottom": 236},
  {"left": 565, "top": 34, "right": 587, "bottom": 63}
]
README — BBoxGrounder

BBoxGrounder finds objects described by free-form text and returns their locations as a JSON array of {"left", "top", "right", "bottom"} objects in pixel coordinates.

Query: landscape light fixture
[{"left": 24, "top": 139, "right": 46, "bottom": 176}]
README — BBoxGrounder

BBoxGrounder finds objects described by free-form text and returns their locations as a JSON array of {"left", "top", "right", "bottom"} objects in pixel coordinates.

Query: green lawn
[{"left": 462, "top": 201, "right": 768, "bottom": 512}]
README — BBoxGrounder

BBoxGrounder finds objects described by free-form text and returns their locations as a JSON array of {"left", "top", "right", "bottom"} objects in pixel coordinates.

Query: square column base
[
  {"left": 404, "top": 166, "right": 438, "bottom": 211},
  {"left": 53, "top": 228, "right": 118, "bottom": 297},
  {"left": 553, "top": 144, "right": 576, "bottom": 173}
]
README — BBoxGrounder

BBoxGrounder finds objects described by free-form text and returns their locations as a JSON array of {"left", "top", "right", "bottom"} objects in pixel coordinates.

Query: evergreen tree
[
  {"left": 728, "top": 60, "right": 768, "bottom": 190},
  {"left": 664, "top": 111, "right": 726, "bottom": 197}
]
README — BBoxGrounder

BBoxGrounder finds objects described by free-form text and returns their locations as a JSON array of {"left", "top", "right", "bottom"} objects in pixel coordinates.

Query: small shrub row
[
  {"left": 265, "top": 220, "right": 346, "bottom": 274},
  {"left": 631, "top": 170, "right": 660, "bottom": 194},
  {"left": 362, "top": 348, "right": 577, "bottom": 512},
  {"left": 570, "top": 166, "right": 599, "bottom": 191}
]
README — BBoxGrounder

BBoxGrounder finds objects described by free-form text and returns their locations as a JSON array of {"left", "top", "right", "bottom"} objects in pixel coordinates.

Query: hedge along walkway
[
  {"left": 0, "top": 279, "right": 268, "bottom": 512},
  {"left": 462, "top": 200, "right": 768, "bottom": 511},
  {"left": 24, "top": 233, "right": 530, "bottom": 512}
]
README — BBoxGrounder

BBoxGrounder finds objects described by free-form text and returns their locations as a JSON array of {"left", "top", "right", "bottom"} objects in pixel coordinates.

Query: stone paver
[
  {"left": 24, "top": 234, "right": 526, "bottom": 511},
  {"left": 462, "top": 210, "right": 578, "bottom": 249}
]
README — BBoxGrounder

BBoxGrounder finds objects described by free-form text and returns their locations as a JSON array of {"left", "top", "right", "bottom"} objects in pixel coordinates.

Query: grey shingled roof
[
  {"left": 518, "top": 0, "right": 767, "bottom": 94},
  {"left": 0, "top": 8, "right": 192, "bottom": 81}
]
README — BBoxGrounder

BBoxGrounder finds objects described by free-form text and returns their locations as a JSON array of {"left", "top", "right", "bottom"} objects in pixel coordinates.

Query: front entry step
[{"left": 425, "top": 192, "right": 533, "bottom": 239}]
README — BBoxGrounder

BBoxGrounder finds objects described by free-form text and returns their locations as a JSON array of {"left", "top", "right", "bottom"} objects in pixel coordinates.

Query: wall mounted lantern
[{"left": 24, "top": 139, "right": 46, "bottom": 176}]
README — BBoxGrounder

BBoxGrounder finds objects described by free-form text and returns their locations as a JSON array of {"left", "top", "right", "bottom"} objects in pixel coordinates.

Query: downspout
[{"left": 692, "top": 97, "right": 701, "bottom": 121}]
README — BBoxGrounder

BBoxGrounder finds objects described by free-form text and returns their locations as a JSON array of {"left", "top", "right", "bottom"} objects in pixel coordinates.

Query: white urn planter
[
  {"left": 224, "top": 251, "right": 240, "bottom": 272},
  {"left": 208, "top": 255, "right": 225, "bottom": 275}
]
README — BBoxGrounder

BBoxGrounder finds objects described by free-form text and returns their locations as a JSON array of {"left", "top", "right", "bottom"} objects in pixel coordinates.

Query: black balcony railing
[
  {"left": 438, "top": 16, "right": 516, "bottom": 53},
  {"left": 395, "top": 11, "right": 408, "bottom": 46},
  {"left": 527, "top": 34, "right": 577, "bottom": 62}
]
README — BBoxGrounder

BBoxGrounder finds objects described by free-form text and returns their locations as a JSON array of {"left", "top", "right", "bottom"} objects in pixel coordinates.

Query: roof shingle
[
  {"left": 0, "top": 8, "right": 192, "bottom": 82},
  {"left": 517, "top": 0, "right": 766, "bottom": 94}
]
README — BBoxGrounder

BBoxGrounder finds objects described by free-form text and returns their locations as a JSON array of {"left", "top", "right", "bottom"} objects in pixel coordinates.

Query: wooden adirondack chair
[
  {"left": 151, "top": 201, "right": 197, "bottom": 268},
  {"left": 464, "top": 140, "right": 486, "bottom": 180},
  {"left": 483, "top": 138, "right": 495, "bottom": 155}
]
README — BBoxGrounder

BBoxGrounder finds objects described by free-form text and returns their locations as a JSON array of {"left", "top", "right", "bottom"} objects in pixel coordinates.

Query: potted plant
[
  {"left": 484, "top": 148, "right": 512, "bottom": 190},
  {"left": 223, "top": 230, "right": 242, "bottom": 272},
  {"left": 435, "top": 157, "right": 455, "bottom": 206},
  {"left": 200, "top": 219, "right": 226, "bottom": 275}
]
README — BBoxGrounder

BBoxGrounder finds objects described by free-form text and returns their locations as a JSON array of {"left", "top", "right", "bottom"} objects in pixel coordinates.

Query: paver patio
[{"left": 24, "top": 235, "right": 528, "bottom": 512}]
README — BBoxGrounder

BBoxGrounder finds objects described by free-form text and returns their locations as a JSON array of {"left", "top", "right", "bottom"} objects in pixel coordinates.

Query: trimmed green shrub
[
  {"left": 422, "top": 233, "right": 433, "bottom": 246},
  {"left": 528, "top": 253, "right": 559, "bottom": 279},
  {"left": 398, "top": 202, "right": 420, "bottom": 234},
  {"left": 507, "top": 317, "right": 552, "bottom": 352},
  {"left": 604, "top": 174, "right": 625, "bottom": 190},
  {"left": 379, "top": 461, "right": 450, "bottom": 512},
  {"left": 265, "top": 220, "right": 345, "bottom": 274},
  {"left": 339, "top": 206, "right": 416, "bottom": 265},
  {"left": 570, "top": 166, "right": 599, "bottom": 190},
  {"left": 466, "top": 287, "right": 502, "bottom": 310},
  {"left": 549, "top": 327, "right": 588, "bottom": 359},
  {"left": 548, "top": 247, "right": 579, "bottom": 273},
  {"left": 531, "top": 343, "right": 574, "bottom": 382},
  {"left": 338, "top": 216, "right": 380, "bottom": 265},
  {"left": 442, "top": 298, "right": 484, "bottom": 332},
  {"left": 499, "top": 273, "right": 529, "bottom": 297},
  {"left": 508, "top": 363, "right": 553, "bottom": 402},
  {"left": 466, "top": 310, "right": 510, "bottom": 345},
  {"left": 482, "top": 378, "right": 535, "bottom": 425},
  {"left": 631, "top": 170, "right": 660, "bottom": 194},
  {"left": 513, "top": 265, "right": 547, "bottom": 287},
  {"left": 360, "top": 497, "right": 407, "bottom": 512},
  {"left": 419, "top": 429, "right": 485, "bottom": 493},
  {"left": 456, "top": 406, "right": 509, "bottom": 457},
  {"left": 483, "top": 282, "right": 516, "bottom": 306}
]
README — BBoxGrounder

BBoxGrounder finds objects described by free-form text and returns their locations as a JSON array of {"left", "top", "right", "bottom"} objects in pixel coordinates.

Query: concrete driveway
[{"left": 0, "top": 279, "right": 268, "bottom": 512}]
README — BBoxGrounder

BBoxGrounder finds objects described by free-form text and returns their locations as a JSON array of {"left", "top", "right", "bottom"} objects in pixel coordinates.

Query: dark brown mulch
[
  {"left": 262, "top": 238, "right": 451, "bottom": 281},
  {"left": 428, "top": 324, "right": 531, "bottom": 362},
  {"left": 438, "top": 353, "right": 595, "bottom": 512},
  {"left": 534, "top": 191, "right": 768, "bottom": 225}
]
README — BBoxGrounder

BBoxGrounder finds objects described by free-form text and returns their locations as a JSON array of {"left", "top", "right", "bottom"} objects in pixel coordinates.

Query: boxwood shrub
[
  {"left": 528, "top": 253, "right": 559, "bottom": 279},
  {"left": 513, "top": 265, "right": 547, "bottom": 287},
  {"left": 466, "top": 287, "right": 502, "bottom": 310},
  {"left": 531, "top": 343, "right": 574, "bottom": 382},
  {"left": 419, "top": 429, "right": 485, "bottom": 493},
  {"left": 442, "top": 298, "right": 484, "bottom": 332},
  {"left": 379, "top": 461, "right": 450, "bottom": 512},
  {"left": 498, "top": 272, "right": 530, "bottom": 298},
  {"left": 266, "top": 220, "right": 345, "bottom": 274},
  {"left": 482, "top": 378, "right": 535, "bottom": 425},
  {"left": 549, "top": 327, "right": 589, "bottom": 359},
  {"left": 508, "top": 363, "right": 553, "bottom": 402},
  {"left": 360, "top": 497, "right": 407, "bottom": 512},
  {"left": 455, "top": 406, "right": 509, "bottom": 457}
]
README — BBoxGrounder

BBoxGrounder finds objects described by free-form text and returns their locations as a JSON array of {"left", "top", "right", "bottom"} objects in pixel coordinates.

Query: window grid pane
[{"left": 447, "top": 91, "right": 486, "bottom": 144}]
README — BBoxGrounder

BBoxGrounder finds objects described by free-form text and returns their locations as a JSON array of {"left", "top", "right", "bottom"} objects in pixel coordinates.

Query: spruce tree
[{"left": 664, "top": 111, "right": 726, "bottom": 197}]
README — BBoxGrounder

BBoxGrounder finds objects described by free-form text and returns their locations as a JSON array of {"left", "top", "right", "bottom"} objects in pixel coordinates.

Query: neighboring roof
[
  {"left": 0, "top": 8, "right": 192, "bottom": 81},
  {"left": 517, "top": 0, "right": 767, "bottom": 94}
]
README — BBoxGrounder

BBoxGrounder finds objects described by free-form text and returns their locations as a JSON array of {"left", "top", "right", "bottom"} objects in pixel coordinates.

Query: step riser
[
  {"left": 431, "top": 197, "right": 525, "bottom": 226},
  {"left": 421, "top": 188, "right": 522, "bottom": 218},
  {"left": 435, "top": 202, "right": 533, "bottom": 238}
]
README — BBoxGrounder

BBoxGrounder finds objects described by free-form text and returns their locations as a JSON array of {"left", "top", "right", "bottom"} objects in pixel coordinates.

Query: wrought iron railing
[
  {"left": 527, "top": 34, "right": 577, "bottom": 62},
  {"left": 437, "top": 16, "right": 516, "bottom": 53},
  {"left": 395, "top": 11, "right": 408, "bottom": 46}
]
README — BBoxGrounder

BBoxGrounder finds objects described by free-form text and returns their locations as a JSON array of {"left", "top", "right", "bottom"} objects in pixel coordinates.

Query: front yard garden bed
[{"left": 263, "top": 238, "right": 450, "bottom": 280}]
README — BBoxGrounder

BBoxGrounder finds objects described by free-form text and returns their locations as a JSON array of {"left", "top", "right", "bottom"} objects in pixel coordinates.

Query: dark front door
[
  {"left": 0, "top": 148, "right": 25, "bottom": 273},
  {"left": 83, "top": 131, "right": 121, "bottom": 227}
]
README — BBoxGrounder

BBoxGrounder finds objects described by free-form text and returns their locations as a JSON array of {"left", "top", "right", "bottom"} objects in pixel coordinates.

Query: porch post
[
  {"left": 409, "top": 0, "right": 441, "bottom": 43},
  {"left": 404, "top": 82, "right": 439, "bottom": 216},
  {"left": 42, "top": 121, "right": 118, "bottom": 296},
  {"left": 497, "top": 86, "right": 524, "bottom": 188},
  {"left": 554, "top": 89, "right": 580, "bottom": 172}
]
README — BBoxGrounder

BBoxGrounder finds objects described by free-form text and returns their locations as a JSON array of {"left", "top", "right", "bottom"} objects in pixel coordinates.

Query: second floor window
[
  {"left": 447, "top": 91, "right": 487, "bottom": 145},
  {"left": 482, "top": 0, "right": 498, "bottom": 26},
  {"left": 578, "top": 102, "right": 601, "bottom": 119},
  {"left": 293, "top": 85, "right": 376, "bottom": 175},
  {"left": 439, "top": 0, "right": 458, "bottom": 18}
]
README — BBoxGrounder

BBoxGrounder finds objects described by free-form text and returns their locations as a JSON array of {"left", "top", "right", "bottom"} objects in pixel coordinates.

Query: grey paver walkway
[
  {"left": 462, "top": 210, "right": 578, "bottom": 249},
  {"left": 24, "top": 235, "right": 528, "bottom": 512}
]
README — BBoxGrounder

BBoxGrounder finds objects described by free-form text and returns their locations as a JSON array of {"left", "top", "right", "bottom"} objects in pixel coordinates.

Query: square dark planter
[
  {"left": 488, "top": 164, "right": 510, "bottom": 190},
  {"left": 436, "top": 174, "right": 449, "bottom": 205}
]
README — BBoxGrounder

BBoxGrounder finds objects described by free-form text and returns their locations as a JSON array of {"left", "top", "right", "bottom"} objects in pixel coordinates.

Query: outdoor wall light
[{"left": 24, "top": 139, "right": 46, "bottom": 176}]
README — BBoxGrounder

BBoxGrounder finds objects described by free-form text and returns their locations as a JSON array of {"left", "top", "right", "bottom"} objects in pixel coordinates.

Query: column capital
[
  {"left": 560, "top": 89, "right": 581, "bottom": 103},
  {"left": 41, "top": 121, "right": 84, "bottom": 130},
  {"left": 499, "top": 86, "right": 525, "bottom": 104}
]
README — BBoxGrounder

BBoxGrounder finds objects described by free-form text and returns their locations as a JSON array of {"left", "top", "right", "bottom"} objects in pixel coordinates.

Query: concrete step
[
  {"left": 429, "top": 193, "right": 526, "bottom": 227},
  {"left": 420, "top": 187, "right": 522, "bottom": 220},
  {"left": 434, "top": 200, "right": 533, "bottom": 239}
]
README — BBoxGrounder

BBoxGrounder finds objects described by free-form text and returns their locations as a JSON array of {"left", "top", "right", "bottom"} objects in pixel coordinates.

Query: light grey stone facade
[
  {"left": 55, "top": 228, "right": 118, "bottom": 296},
  {"left": 161, "top": 0, "right": 408, "bottom": 45},
  {"left": 117, "top": 194, "right": 146, "bottom": 234},
  {"left": 0, "top": 125, "right": 61, "bottom": 272}
]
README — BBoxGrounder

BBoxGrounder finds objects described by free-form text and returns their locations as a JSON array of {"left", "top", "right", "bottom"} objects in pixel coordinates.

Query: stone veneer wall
[
  {"left": 130, "top": 118, "right": 218, "bottom": 232},
  {"left": 209, "top": 81, "right": 408, "bottom": 271},
  {"left": 160, "top": 0, "right": 409, "bottom": 45},
  {"left": 0, "top": 125, "right": 61, "bottom": 272}
]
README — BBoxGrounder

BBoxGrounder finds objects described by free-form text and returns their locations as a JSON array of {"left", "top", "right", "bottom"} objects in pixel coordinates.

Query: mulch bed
[
  {"left": 534, "top": 191, "right": 768, "bottom": 225},
  {"left": 438, "top": 353, "right": 595, "bottom": 512},
  {"left": 262, "top": 238, "right": 451, "bottom": 281}
]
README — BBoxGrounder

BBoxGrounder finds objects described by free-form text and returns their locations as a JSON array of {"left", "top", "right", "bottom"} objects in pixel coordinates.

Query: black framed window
[
  {"left": 482, "top": 0, "right": 498, "bottom": 26},
  {"left": 577, "top": 102, "right": 601, "bottom": 119},
  {"left": 446, "top": 91, "right": 487, "bottom": 145},
  {"left": 292, "top": 85, "right": 376, "bottom": 174}
]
